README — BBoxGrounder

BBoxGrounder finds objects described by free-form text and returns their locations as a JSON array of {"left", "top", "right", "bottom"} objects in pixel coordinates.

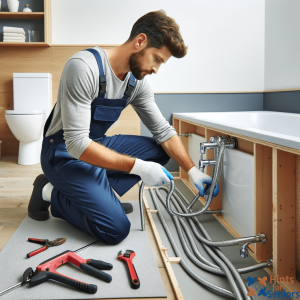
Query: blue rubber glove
[
  {"left": 162, "top": 167, "right": 173, "bottom": 181},
  {"left": 188, "top": 166, "right": 219, "bottom": 197}
]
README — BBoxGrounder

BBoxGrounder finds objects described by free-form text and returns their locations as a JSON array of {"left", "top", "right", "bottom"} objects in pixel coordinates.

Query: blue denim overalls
[{"left": 41, "top": 48, "right": 170, "bottom": 245}]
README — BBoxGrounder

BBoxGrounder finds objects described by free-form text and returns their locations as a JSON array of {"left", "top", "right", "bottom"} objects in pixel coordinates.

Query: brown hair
[{"left": 128, "top": 10, "right": 187, "bottom": 58}]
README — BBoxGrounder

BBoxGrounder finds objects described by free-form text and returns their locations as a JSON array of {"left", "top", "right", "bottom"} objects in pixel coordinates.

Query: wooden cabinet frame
[
  {"left": 151, "top": 116, "right": 300, "bottom": 297},
  {"left": 0, "top": 0, "right": 51, "bottom": 46}
]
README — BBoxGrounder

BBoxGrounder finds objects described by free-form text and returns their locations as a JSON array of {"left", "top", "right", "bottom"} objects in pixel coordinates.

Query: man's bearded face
[{"left": 129, "top": 48, "right": 153, "bottom": 80}]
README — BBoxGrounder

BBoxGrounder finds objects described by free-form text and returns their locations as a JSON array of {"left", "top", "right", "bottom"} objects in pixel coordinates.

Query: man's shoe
[
  {"left": 28, "top": 174, "right": 51, "bottom": 221},
  {"left": 121, "top": 203, "right": 133, "bottom": 214}
]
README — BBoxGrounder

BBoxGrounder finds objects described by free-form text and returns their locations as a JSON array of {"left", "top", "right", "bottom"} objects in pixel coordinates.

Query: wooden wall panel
[{"left": 0, "top": 45, "right": 140, "bottom": 156}]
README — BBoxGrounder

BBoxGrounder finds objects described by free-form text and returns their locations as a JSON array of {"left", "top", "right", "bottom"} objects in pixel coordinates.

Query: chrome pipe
[
  {"left": 165, "top": 142, "right": 226, "bottom": 217},
  {"left": 139, "top": 182, "right": 145, "bottom": 231},
  {"left": 178, "top": 133, "right": 191, "bottom": 137}
]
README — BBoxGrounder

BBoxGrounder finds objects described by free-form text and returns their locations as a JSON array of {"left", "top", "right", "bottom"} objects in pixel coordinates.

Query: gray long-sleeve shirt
[{"left": 45, "top": 46, "right": 177, "bottom": 159}]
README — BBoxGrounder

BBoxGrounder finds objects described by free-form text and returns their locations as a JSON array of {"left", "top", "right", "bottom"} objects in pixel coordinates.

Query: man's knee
[
  {"left": 112, "top": 217, "right": 131, "bottom": 244},
  {"left": 92, "top": 214, "right": 131, "bottom": 245}
]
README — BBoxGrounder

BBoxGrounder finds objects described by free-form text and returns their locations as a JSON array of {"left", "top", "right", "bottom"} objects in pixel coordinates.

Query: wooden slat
[
  {"left": 296, "top": 155, "right": 300, "bottom": 282},
  {"left": 0, "top": 42, "right": 50, "bottom": 47},
  {"left": 141, "top": 185, "right": 184, "bottom": 300},
  {"left": 195, "top": 126, "right": 205, "bottom": 137},
  {"left": 44, "top": 0, "right": 51, "bottom": 45},
  {"left": 0, "top": 12, "right": 44, "bottom": 19},
  {"left": 255, "top": 143, "right": 273, "bottom": 261},
  {"left": 236, "top": 138, "right": 254, "bottom": 155},
  {"left": 173, "top": 118, "right": 179, "bottom": 133},
  {"left": 273, "top": 149, "right": 296, "bottom": 278}
]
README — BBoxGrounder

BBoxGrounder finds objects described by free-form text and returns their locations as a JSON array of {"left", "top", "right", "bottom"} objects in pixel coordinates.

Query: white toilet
[{"left": 5, "top": 73, "right": 52, "bottom": 165}]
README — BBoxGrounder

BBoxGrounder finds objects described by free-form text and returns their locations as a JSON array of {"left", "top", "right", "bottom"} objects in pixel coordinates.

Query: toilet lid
[{"left": 5, "top": 110, "right": 45, "bottom": 115}]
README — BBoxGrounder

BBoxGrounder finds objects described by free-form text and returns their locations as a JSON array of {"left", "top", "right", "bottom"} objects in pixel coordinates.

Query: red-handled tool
[
  {"left": 0, "top": 248, "right": 113, "bottom": 297},
  {"left": 118, "top": 249, "right": 140, "bottom": 289},
  {"left": 27, "top": 237, "right": 66, "bottom": 258}
]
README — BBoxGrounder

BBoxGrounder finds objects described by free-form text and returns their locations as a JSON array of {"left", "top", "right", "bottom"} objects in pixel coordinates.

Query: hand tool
[
  {"left": 27, "top": 237, "right": 66, "bottom": 258},
  {"left": 0, "top": 241, "right": 112, "bottom": 296},
  {"left": 118, "top": 249, "right": 140, "bottom": 289}
]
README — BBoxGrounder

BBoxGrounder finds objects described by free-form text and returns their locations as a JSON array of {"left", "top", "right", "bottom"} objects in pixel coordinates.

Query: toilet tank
[{"left": 13, "top": 73, "right": 52, "bottom": 118}]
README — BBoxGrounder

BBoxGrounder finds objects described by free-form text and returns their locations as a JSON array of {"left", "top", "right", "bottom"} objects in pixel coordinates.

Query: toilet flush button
[{"left": 50, "top": 139, "right": 54, "bottom": 143}]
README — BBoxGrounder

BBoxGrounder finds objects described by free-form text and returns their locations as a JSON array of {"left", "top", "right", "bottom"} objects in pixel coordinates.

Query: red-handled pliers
[{"left": 27, "top": 237, "right": 66, "bottom": 258}]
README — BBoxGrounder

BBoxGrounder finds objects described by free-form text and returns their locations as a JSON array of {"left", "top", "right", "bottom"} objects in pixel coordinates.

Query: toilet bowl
[{"left": 5, "top": 109, "right": 46, "bottom": 165}]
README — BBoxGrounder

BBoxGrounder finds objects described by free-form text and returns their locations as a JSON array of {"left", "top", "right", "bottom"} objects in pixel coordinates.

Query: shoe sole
[
  {"left": 121, "top": 203, "right": 133, "bottom": 214},
  {"left": 28, "top": 174, "right": 50, "bottom": 221}
]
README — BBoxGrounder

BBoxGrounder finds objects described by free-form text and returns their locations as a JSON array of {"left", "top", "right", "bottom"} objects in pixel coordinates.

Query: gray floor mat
[{"left": 0, "top": 201, "right": 166, "bottom": 299}]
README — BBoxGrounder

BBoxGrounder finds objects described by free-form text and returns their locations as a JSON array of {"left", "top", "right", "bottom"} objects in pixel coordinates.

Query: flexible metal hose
[
  {"left": 162, "top": 186, "right": 253, "bottom": 299},
  {"left": 149, "top": 187, "right": 238, "bottom": 299},
  {"left": 157, "top": 186, "right": 271, "bottom": 273},
  {"left": 166, "top": 142, "right": 226, "bottom": 217},
  {"left": 166, "top": 186, "right": 265, "bottom": 247},
  {"left": 151, "top": 186, "right": 253, "bottom": 299}
]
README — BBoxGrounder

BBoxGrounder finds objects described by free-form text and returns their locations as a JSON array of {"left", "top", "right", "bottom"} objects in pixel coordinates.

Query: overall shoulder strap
[
  {"left": 43, "top": 103, "right": 57, "bottom": 137},
  {"left": 85, "top": 48, "right": 106, "bottom": 98},
  {"left": 122, "top": 72, "right": 136, "bottom": 101}
]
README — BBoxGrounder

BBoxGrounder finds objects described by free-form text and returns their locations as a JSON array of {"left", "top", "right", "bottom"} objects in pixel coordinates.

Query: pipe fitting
[
  {"left": 179, "top": 132, "right": 191, "bottom": 137},
  {"left": 200, "top": 142, "right": 218, "bottom": 154},
  {"left": 199, "top": 159, "right": 217, "bottom": 169},
  {"left": 257, "top": 233, "right": 267, "bottom": 244},
  {"left": 266, "top": 258, "right": 273, "bottom": 267},
  {"left": 240, "top": 242, "right": 252, "bottom": 258}
]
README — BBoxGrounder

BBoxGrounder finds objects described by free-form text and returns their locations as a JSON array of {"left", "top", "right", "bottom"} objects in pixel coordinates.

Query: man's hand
[
  {"left": 130, "top": 158, "right": 173, "bottom": 186},
  {"left": 188, "top": 166, "right": 219, "bottom": 197}
]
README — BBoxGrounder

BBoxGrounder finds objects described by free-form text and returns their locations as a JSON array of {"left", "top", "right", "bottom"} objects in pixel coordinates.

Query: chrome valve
[{"left": 199, "top": 135, "right": 238, "bottom": 172}]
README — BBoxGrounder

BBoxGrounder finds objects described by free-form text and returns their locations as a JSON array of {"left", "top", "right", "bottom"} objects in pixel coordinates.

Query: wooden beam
[
  {"left": 296, "top": 156, "right": 300, "bottom": 282},
  {"left": 141, "top": 186, "right": 184, "bottom": 300},
  {"left": 255, "top": 144, "right": 273, "bottom": 261},
  {"left": 273, "top": 149, "right": 296, "bottom": 278},
  {"left": 0, "top": 12, "right": 44, "bottom": 19}
]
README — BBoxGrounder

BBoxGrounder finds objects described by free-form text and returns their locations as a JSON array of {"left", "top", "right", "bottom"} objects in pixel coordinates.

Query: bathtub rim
[{"left": 173, "top": 110, "right": 300, "bottom": 151}]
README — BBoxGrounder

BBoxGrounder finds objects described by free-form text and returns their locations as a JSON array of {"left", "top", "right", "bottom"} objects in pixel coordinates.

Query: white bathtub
[{"left": 173, "top": 111, "right": 300, "bottom": 150}]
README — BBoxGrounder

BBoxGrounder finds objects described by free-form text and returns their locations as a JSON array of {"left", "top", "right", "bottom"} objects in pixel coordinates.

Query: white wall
[
  {"left": 264, "top": 0, "right": 300, "bottom": 91},
  {"left": 52, "top": 0, "right": 265, "bottom": 93}
]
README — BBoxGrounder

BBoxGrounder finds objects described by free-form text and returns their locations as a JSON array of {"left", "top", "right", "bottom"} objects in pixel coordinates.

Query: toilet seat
[{"left": 5, "top": 110, "right": 45, "bottom": 115}]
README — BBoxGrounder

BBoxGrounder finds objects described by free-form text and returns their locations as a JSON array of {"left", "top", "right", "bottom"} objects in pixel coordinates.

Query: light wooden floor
[{"left": 0, "top": 156, "right": 175, "bottom": 300}]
